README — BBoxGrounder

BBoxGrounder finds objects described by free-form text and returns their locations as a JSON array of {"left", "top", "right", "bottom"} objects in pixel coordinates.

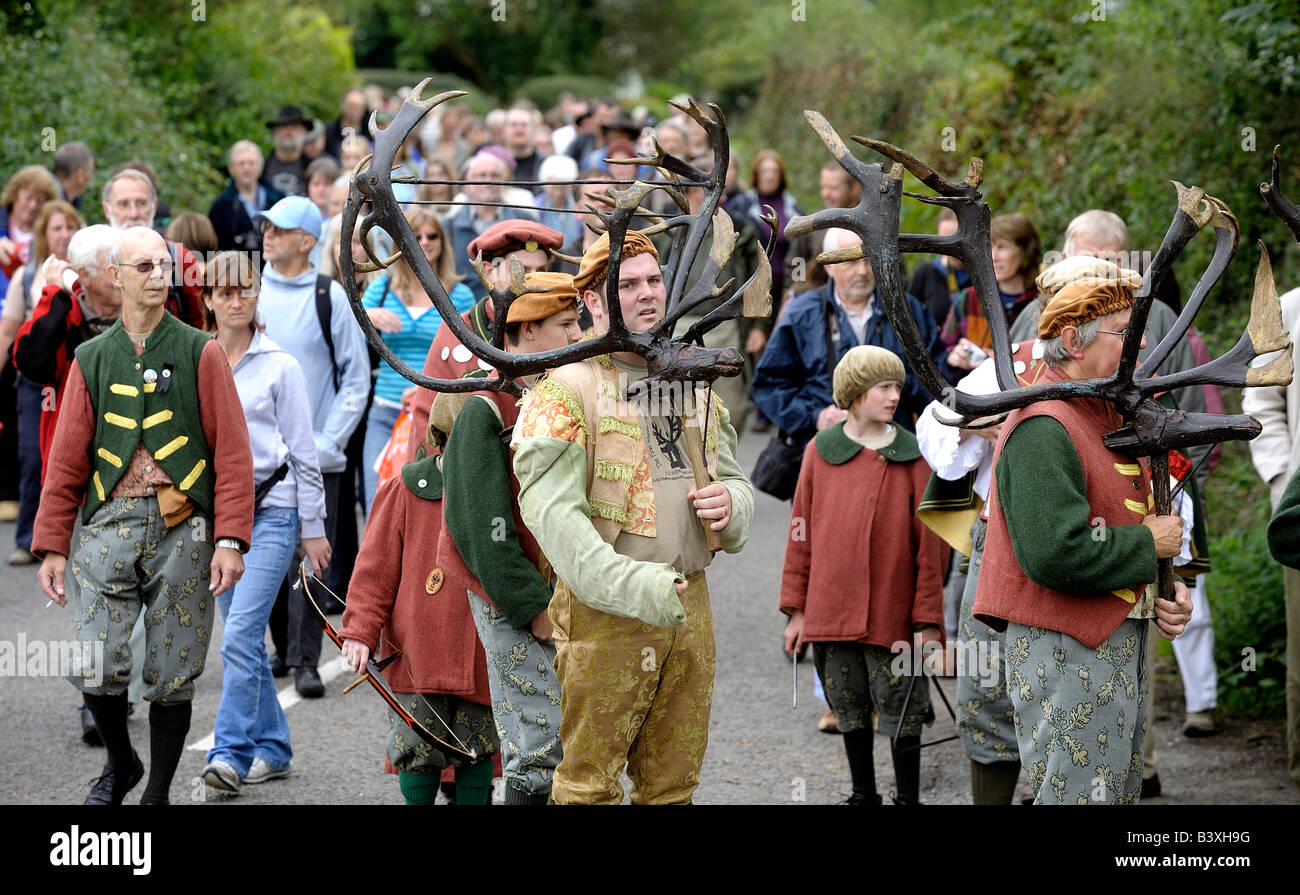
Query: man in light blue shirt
[{"left": 255, "top": 195, "right": 369, "bottom": 698}]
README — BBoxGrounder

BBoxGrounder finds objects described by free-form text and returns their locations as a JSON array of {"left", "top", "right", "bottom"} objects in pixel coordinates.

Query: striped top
[{"left": 362, "top": 274, "right": 475, "bottom": 404}]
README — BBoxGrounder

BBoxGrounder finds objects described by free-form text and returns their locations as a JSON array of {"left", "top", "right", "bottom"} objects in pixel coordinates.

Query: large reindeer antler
[
  {"left": 791, "top": 111, "right": 1295, "bottom": 599},
  {"left": 338, "top": 79, "right": 772, "bottom": 398}
]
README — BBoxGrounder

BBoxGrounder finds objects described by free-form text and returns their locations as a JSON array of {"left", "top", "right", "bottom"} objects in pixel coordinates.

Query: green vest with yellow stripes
[{"left": 75, "top": 313, "right": 214, "bottom": 523}]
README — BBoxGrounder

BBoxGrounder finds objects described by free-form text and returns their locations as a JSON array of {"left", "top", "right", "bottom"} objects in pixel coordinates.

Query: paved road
[{"left": 1, "top": 430, "right": 1294, "bottom": 805}]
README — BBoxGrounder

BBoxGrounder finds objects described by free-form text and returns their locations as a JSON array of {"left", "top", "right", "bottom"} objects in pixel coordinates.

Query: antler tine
[
  {"left": 1135, "top": 188, "right": 1240, "bottom": 384},
  {"left": 660, "top": 97, "right": 730, "bottom": 313},
  {"left": 354, "top": 212, "right": 402, "bottom": 272},
  {"left": 853, "top": 136, "right": 983, "bottom": 196},
  {"left": 1106, "top": 181, "right": 1212, "bottom": 398},
  {"left": 1261, "top": 145, "right": 1300, "bottom": 245},
  {"left": 586, "top": 190, "right": 667, "bottom": 224},
  {"left": 794, "top": 112, "right": 1030, "bottom": 407},
  {"left": 468, "top": 252, "right": 496, "bottom": 293},
  {"left": 678, "top": 246, "right": 774, "bottom": 345},
  {"left": 657, "top": 210, "right": 738, "bottom": 335},
  {"left": 351, "top": 153, "right": 374, "bottom": 181},
  {"left": 1134, "top": 242, "right": 1292, "bottom": 397}
]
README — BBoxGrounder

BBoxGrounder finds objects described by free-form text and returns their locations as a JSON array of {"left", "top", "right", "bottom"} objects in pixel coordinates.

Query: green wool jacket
[
  {"left": 443, "top": 390, "right": 552, "bottom": 630},
  {"left": 1268, "top": 466, "right": 1300, "bottom": 569},
  {"left": 75, "top": 313, "right": 213, "bottom": 521}
]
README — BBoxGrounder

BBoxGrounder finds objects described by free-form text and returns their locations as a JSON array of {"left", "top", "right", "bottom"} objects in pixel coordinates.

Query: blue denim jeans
[
  {"left": 362, "top": 400, "right": 402, "bottom": 513},
  {"left": 208, "top": 506, "right": 298, "bottom": 775}
]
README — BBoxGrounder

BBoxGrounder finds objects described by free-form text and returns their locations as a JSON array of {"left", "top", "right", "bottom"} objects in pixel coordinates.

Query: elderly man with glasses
[
  {"left": 971, "top": 275, "right": 1193, "bottom": 805},
  {"left": 32, "top": 225, "right": 254, "bottom": 805}
]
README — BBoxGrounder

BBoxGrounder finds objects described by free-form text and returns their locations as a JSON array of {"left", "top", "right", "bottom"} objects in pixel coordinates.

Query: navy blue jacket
[
  {"left": 443, "top": 204, "right": 536, "bottom": 301},
  {"left": 752, "top": 282, "right": 949, "bottom": 435},
  {"left": 207, "top": 179, "right": 285, "bottom": 253}
]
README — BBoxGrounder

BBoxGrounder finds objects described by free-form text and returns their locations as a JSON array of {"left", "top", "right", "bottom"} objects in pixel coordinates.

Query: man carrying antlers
[
  {"left": 972, "top": 277, "right": 1193, "bottom": 805},
  {"left": 511, "top": 230, "right": 753, "bottom": 804}
]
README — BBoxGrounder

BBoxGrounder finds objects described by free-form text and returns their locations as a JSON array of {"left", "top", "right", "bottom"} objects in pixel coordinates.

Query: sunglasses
[{"left": 124, "top": 260, "right": 174, "bottom": 275}]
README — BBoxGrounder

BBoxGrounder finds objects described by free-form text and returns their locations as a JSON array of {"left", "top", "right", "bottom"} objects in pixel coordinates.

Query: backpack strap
[{"left": 315, "top": 274, "right": 340, "bottom": 392}]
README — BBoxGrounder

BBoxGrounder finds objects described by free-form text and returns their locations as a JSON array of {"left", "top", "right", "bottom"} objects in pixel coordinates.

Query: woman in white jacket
[{"left": 198, "top": 251, "right": 331, "bottom": 794}]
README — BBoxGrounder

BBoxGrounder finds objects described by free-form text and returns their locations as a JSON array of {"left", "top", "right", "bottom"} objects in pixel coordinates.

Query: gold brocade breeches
[{"left": 549, "top": 572, "right": 715, "bottom": 804}]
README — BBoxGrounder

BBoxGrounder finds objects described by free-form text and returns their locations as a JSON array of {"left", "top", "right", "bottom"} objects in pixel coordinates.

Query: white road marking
[{"left": 187, "top": 656, "right": 350, "bottom": 752}]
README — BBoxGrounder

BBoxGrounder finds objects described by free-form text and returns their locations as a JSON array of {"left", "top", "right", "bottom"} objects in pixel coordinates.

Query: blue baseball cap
[{"left": 255, "top": 195, "right": 322, "bottom": 241}]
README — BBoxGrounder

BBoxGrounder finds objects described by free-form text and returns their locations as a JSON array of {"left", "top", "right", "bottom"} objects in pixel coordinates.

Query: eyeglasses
[
  {"left": 1096, "top": 325, "right": 1148, "bottom": 340},
  {"left": 417, "top": 232, "right": 442, "bottom": 242},
  {"left": 124, "top": 260, "right": 174, "bottom": 275},
  {"left": 260, "top": 221, "right": 303, "bottom": 237}
]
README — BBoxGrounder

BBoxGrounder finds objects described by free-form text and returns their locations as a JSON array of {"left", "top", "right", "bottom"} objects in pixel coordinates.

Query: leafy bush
[{"left": 2, "top": 21, "right": 222, "bottom": 222}]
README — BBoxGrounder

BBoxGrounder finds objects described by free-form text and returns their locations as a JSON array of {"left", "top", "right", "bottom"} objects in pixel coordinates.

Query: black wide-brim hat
[{"left": 266, "top": 105, "right": 309, "bottom": 129}]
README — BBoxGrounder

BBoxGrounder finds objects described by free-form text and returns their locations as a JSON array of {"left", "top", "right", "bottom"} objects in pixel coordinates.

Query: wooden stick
[
  {"left": 342, "top": 674, "right": 371, "bottom": 695},
  {"left": 682, "top": 414, "right": 723, "bottom": 553}
]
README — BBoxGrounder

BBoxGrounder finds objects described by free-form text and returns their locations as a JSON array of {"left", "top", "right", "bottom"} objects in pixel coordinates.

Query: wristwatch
[{"left": 215, "top": 538, "right": 243, "bottom": 552}]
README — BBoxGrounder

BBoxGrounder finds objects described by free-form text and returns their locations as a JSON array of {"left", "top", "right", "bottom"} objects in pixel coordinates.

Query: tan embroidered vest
[{"left": 542, "top": 355, "right": 721, "bottom": 546}]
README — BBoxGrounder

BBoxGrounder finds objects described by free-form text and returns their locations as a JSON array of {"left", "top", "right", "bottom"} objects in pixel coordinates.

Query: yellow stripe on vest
[
  {"left": 1113, "top": 462, "right": 1141, "bottom": 476},
  {"left": 142, "top": 410, "right": 173, "bottom": 429},
  {"left": 92, "top": 472, "right": 105, "bottom": 501},
  {"left": 103, "top": 412, "right": 136, "bottom": 429},
  {"left": 109, "top": 383, "right": 139, "bottom": 397},
  {"left": 178, "top": 459, "right": 206, "bottom": 491},
  {"left": 144, "top": 382, "right": 155, "bottom": 393},
  {"left": 153, "top": 436, "right": 189, "bottom": 460},
  {"left": 1147, "top": 493, "right": 1155, "bottom": 510},
  {"left": 96, "top": 448, "right": 123, "bottom": 468},
  {"left": 1111, "top": 587, "right": 1137, "bottom": 603},
  {"left": 1123, "top": 498, "right": 1147, "bottom": 515}
]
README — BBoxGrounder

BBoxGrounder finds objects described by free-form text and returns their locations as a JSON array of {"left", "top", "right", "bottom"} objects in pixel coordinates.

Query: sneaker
[
  {"left": 7, "top": 547, "right": 37, "bottom": 566},
  {"left": 1183, "top": 710, "right": 1217, "bottom": 738},
  {"left": 839, "top": 792, "right": 882, "bottom": 805},
  {"left": 201, "top": 759, "right": 242, "bottom": 793},
  {"left": 245, "top": 757, "right": 291, "bottom": 784},
  {"left": 84, "top": 751, "right": 144, "bottom": 805},
  {"left": 270, "top": 654, "right": 289, "bottom": 678}
]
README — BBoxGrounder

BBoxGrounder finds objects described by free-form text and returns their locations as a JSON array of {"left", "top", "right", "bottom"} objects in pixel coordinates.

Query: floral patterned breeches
[
  {"left": 1005, "top": 619, "right": 1150, "bottom": 805},
  {"left": 66, "top": 497, "right": 214, "bottom": 704}
]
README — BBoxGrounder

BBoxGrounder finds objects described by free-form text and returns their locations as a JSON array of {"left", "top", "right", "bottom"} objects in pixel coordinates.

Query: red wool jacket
[
  {"left": 780, "top": 423, "right": 947, "bottom": 648},
  {"left": 340, "top": 456, "right": 490, "bottom": 703}
]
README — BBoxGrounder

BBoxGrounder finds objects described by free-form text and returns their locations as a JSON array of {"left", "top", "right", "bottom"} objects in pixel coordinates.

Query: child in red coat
[{"left": 780, "top": 345, "right": 947, "bottom": 805}]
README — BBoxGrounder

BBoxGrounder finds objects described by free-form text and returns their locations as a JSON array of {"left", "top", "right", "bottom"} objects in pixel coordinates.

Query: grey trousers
[
  {"left": 1006, "top": 618, "right": 1150, "bottom": 805},
  {"left": 468, "top": 591, "right": 563, "bottom": 795},
  {"left": 66, "top": 497, "right": 215, "bottom": 704}
]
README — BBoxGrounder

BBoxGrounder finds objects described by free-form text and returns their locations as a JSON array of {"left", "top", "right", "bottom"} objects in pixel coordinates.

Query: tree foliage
[{"left": 1, "top": 0, "right": 356, "bottom": 219}]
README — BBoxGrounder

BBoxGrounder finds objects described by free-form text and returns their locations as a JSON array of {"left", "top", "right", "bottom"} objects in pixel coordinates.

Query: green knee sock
[
  {"left": 970, "top": 759, "right": 1021, "bottom": 805},
  {"left": 453, "top": 760, "right": 494, "bottom": 805},
  {"left": 398, "top": 771, "right": 442, "bottom": 805}
]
